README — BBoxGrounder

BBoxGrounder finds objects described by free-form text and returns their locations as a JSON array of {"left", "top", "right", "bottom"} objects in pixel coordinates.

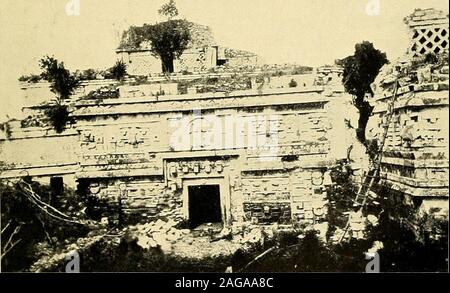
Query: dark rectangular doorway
[{"left": 188, "top": 185, "right": 221, "bottom": 228}]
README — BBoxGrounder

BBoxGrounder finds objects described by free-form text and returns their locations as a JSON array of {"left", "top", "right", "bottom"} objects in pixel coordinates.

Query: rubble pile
[
  {"left": 20, "top": 114, "right": 49, "bottom": 128},
  {"left": 178, "top": 75, "right": 252, "bottom": 94},
  {"left": 30, "top": 232, "right": 107, "bottom": 272},
  {"left": 131, "top": 219, "right": 187, "bottom": 253},
  {"left": 129, "top": 219, "right": 315, "bottom": 258},
  {"left": 80, "top": 86, "right": 119, "bottom": 101}
]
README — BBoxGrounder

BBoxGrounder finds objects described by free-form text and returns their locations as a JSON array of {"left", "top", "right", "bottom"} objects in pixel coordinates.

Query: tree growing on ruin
[
  {"left": 39, "top": 56, "right": 79, "bottom": 133},
  {"left": 123, "top": 1, "right": 190, "bottom": 73},
  {"left": 338, "top": 42, "right": 388, "bottom": 143},
  {"left": 141, "top": 19, "right": 191, "bottom": 73}
]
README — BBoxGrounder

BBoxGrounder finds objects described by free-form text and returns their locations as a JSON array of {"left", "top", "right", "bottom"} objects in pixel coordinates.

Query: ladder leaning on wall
[{"left": 338, "top": 76, "right": 400, "bottom": 243}]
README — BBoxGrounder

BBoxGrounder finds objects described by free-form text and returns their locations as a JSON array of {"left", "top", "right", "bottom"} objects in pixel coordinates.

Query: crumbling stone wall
[
  {"left": 1, "top": 83, "right": 363, "bottom": 228},
  {"left": 175, "top": 47, "right": 217, "bottom": 72},
  {"left": 365, "top": 8, "right": 449, "bottom": 215},
  {"left": 83, "top": 177, "right": 180, "bottom": 224},
  {"left": 117, "top": 50, "right": 162, "bottom": 76},
  {"left": 367, "top": 70, "right": 449, "bottom": 215}
]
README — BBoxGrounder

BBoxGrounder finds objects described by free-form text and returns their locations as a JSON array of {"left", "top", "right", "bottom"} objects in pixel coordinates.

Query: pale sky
[{"left": 0, "top": 0, "right": 448, "bottom": 120}]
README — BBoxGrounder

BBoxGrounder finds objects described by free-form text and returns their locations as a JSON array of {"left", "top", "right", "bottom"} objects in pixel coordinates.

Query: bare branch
[{"left": 1, "top": 220, "right": 12, "bottom": 234}]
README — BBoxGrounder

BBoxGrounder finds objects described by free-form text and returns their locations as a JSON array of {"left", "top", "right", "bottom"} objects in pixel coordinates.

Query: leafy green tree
[{"left": 339, "top": 42, "right": 388, "bottom": 143}]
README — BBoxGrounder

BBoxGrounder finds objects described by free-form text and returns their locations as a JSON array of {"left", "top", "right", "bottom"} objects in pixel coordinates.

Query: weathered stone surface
[
  {"left": 367, "top": 12, "right": 449, "bottom": 214},
  {"left": 1, "top": 81, "right": 364, "bottom": 228},
  {"left": 404, "top": 8, "right": 449, "bottom": 57}
]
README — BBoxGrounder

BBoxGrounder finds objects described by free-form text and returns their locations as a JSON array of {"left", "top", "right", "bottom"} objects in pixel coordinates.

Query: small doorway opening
[
  {"left": 50, "top": 177, "right": 64, "bottom": 206},
  {"left": 188, "top": 185, "right": 221, "bottom": 228}
]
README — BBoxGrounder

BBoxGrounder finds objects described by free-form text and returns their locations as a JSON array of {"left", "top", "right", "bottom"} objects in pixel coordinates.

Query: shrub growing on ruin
[
  {"left": 40, "top": 56, "right": 80, "bottom": 102},
  {"left": 110, "top": 60, "right": 127, "bottom": 81},
  {"left": 0, "top": 179, "right": 90, "bottom": 271},
  {"left": 38, "top": 56, "right": 80, "bottom": 133},
  {"left": 43, "top": 104, "right": 73, "bottom": 133},
  {"left": 18, "top": 74, "right": 41, "bottom": 83},
  {"left": 423, "top": 52, "right": 439, "bottom": 64},
  {"left": 76, "top": 68, "right": 98, "bottom": 81}
]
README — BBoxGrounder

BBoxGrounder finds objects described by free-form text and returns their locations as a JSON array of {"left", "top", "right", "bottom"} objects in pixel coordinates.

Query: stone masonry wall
[{"left": 1, "top": 87, "right": 361, "bottom": 227}]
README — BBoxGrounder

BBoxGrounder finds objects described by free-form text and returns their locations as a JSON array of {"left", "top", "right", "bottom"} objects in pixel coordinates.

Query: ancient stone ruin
[
  {"left": 0, "top": 8, "right": 448, "bottom": 235},
  {"left": 0, "top": 73, "right": 365, "bottom": 228},
  {"left": 367, "top": 8, "right": 449, "bottom": 216},
  {"left": 116, "top": 22, "right": 261, "bottom": 75},
  {"left": 404, "top": 8, "right": 449, "bottom": 57}
]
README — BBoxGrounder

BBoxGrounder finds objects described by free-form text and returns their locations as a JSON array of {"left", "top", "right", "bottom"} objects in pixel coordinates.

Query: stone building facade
[
  {"left": 404, "top": 8, "right": 449, "bottom": 57},
  {"left": 367, "top": 8, "right": 449, "bottom": 216},
  {"left": 116, "top": 22, "right": 260, "bottom": 75},
  {"left": 367, "top": 75, "right": 449, "bottom": 214},
  {"left": 1, "top": 82, "right": 364, "bottom": 228}
]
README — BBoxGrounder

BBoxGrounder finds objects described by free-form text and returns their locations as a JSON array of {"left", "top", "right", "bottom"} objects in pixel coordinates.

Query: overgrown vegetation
[
  {"left": 177, "top": 74, "right": 252, "bottom": 94},
  {"left": 40, "top": 56, "right": 80, "bottom": 102},
  {"left": 338, "top": 41, "right": 388, "bottom": 143},
  {"left": 37, "top": 56, "right": 80, "bottom": 133},
  {"left": 0, "top": 178, "right": 91, "bottom": 271},
  {"left": 288, "top": 79, "right": 298, "bottom": 88},
  {"left": 80, "top": 86, "right": 120, "bottom": 102},
  {"left": 110, "top": 60, "right": 127, "bottom": 81},
  {"left": 43, "top": 105, "right": 73, "bottom": 133},
  {"left": 325, "top": 161, "right": 358, "bottom": 240},
  {"left": 323, "top": 162, "right": 448, "bottom": 272},
  {"left": 18, "top": 74, "right": 41, "bottom": 83},
  {"left": 0, "top": 121, "right": 12, "bottom": 140},
  {"left": 119, "top": 1, "right": 191, "bottom": 73},
  {"left": 2, "top": 172, "right": 447, "bottom": 272}
]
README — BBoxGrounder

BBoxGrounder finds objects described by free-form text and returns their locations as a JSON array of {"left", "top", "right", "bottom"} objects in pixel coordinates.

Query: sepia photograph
[{"left": 0, "top": 0, "right": 448, "bottom": 277}]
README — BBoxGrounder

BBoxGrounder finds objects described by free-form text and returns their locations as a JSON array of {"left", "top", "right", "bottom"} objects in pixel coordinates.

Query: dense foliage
[
  {"left": 132, "top": 20, "right": 191, "bottom": 73},
  {"left": 110, "top": 60, "right": 127, "bottom": 81},
  {"left": 0, "top": 179, "right": 89, "bottom": 271},
  {"left": 39, "top": 56, "right": 80, "bottom": 102},
  {"left": 43, "top": 104, "right": 73, "bottom": 133},
  {"left": 338, "top": 41, "right": 388, "bottom": 143},
  {"left": 36, "top": 56, "right": 80, "bottom": 133},
  {"left": 119, "top": 1, "right": 190, "bottom": 73}
]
